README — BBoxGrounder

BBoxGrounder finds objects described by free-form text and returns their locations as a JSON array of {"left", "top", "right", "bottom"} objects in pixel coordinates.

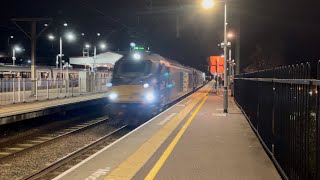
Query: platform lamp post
[
  {"left": 48, "top": 31, "right": 76, "bottom": 93},
  {"left": 84, "top": 42, "right": 107, "bottom": 92},
  {"left": 12, "top": 45, "right": 22, "bottom": 66},
  {"left": 202, "top": 0, "right": 229, "bottom": 113},
  {"left": 48, "top": 32, "right": 76, "bottom": 79},
  {"left": 227, "top": 32, "right": 235, "bottom": 96}
]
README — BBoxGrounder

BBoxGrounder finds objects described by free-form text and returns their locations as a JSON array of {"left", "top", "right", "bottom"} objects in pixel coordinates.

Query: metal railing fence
[
  {"left": 234, "top": 62, "right": 320, "bottom": 180},
  {"left": 0, "top": 78, "right": 111, "bottom": 106}
]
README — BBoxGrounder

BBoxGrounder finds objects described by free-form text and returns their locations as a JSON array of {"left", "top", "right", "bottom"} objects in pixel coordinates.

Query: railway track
[
  {"left": 0, "top": 116, "right": 109, "bottom": 161},
  {"left": 23, "top": 125, "right": 129, "bottom": 180}
]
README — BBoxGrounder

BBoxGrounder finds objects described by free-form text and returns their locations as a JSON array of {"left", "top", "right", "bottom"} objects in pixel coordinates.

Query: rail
[
  {"left": 234, "top": 61, "right": 320, "bottom": 180},
  {"left": 0, "top": 77, "right": 111, "bottom": 106}
]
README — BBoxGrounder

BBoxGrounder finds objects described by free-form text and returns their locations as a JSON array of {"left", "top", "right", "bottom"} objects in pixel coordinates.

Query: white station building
[{"left": 69, "top": 51, "right": 123, "bottom": 68}]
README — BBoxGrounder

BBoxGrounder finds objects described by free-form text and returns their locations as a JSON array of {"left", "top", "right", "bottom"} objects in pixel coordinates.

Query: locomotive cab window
[{"left": 114, "top": 60, "right": 152, "bottom": 77}]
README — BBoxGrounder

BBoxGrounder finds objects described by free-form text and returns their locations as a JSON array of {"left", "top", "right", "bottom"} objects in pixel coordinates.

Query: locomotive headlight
[
  {"left": 133, "top": 53, "right": 141, "bottom": 60},
  {"left": 108, "top": 92, "right": 118, "bottom": 100},
  {"left": 107, "top": 83, "right": 113, "bottom": 87},
  {"left": 145, "top": 92, "right": 155, "bottom": 102},
  {"left": 143, "top": 83, "right": 150, "bottom": 88}
]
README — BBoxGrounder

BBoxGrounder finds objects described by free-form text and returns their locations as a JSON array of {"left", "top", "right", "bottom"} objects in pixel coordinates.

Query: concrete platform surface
[
  {"left": 52, "top": 84, "right": 281, "bottom": 180},
  {"left": 0, "top": 93, "right": 107, "bottom": 125},
  {"left": 135, "top": 90, "right": 281, "bottom": 180}
]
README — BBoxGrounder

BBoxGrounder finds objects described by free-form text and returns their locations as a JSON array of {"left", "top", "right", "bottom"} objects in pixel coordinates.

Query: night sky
[{"left": 1, "top": 0, "right": 320, "bottom": 72}]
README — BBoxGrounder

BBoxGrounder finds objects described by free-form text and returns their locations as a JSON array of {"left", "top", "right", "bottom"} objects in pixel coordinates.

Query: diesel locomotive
[{"left": 105, "top": 51, "right": 205, "bottom": 124}]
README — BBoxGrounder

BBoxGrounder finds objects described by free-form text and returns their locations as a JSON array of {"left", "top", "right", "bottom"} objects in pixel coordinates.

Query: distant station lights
[
  {"left": 85, "top": 44, "right": 91, "bottom": 48},
  {"left": 63, "top": 23, "right": 68, "bottom": 27},
  {"left": 97, "top": 33, "right": 101, "bottom": 36}
]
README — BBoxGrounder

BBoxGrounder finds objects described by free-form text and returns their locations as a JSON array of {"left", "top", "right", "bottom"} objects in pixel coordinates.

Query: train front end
[{"left": 105, "top": 53, "right": 161, "bottom": 122}]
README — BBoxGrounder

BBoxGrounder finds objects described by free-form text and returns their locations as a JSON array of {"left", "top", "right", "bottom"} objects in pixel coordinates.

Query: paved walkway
[
  {"left": 135, "top": 88, "right": 281, "bottom": 179},
  {"left": 51, "top": 83, "right": 280, "bottom": 180}
]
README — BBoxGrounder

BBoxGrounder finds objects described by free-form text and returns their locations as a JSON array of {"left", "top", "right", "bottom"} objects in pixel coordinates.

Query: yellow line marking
[
  {"left": 145, "top": 95, "right": 208, "bottom": 180},
  {"left": 104, "top": 85, "right": 211, "bottom": 180},
  {"left": 0, "top": 152, "right": 11, "bottom": 156},
  {"left": 30, "top": 140, "right": 45, "bottom": 143},
  {"left": 6, "top": 147, "right": 24, "bottom": 151},
  {"left": 16, "top": 144, "right": 34, "bottom": 147},
  {"left": 38, "top": 137, "right": 53, "bottom": 140}
]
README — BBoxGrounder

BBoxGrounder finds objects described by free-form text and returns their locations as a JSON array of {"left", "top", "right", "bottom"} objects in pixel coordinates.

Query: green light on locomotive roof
[
  {"left": 134, "top": 47, "right": 145, "bottom": 50},
  {"left": 167, "top": 84, "right": 174, "bottom": 88}
]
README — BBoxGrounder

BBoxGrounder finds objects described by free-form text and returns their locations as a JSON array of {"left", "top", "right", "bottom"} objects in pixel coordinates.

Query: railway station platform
[
  {"left": 0, "top": 93, "right": 108, "bottom": 125},
  {"left": 53, "top": 83, "right": 281, "bottom": 180}
]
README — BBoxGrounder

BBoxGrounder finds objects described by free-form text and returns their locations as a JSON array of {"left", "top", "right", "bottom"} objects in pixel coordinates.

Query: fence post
[
  {"left": 79, "top": 78, "right": 81, "bottom": 95},
  {"left": 23, "top": 78, "right": 26, "bottom": 102},
  {"left": 57, "top": 79, "right": 59, "bottom": 98},
  {"left": 18, "top": 77, "right": 21, "bottom": 103},
  {"left": 47, "top": 80, "right": 49, "bottom": 99},
  {"left": 12, "top": 78, "right": 15, "bottom": 104},
  {"left": 72, "top": 80, "right": 74, "bottom": 97},
  {"left": 65, "top": 79, "right": 68, "bottom": 97},
  {"left": 35, "top": 80, "right": 38, "bottom": 101}
]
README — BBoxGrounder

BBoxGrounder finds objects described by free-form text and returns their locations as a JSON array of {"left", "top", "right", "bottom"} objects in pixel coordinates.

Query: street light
[
  {"left": 12, "top": 45, "right": 22, "bottom": 66},
  {"left": 65, "top": 32, "right": 76, "bottom": 41},
  {"left": 227, "top": 32, "right": 234, "bottom": 39},
  {"left": 202, "top": 0, "right": 214, "bottom": 9},
  {"left": 48, "top": 32, "right": 76, "bottom": 81},
  {"left": 63, "top": 23, "right": 68, "bottom": 27},
  {"left": 99, "top": 43, "right": 107, "bottom": 50},
  {"left": 202, "top": 0, "right": 229, "bottom": 113},
  {"left": 48, "top": 34, "right": 55, "bottom": 40},
  {"left": 85, "top": 44, "right": 91, "bottom": 48}
]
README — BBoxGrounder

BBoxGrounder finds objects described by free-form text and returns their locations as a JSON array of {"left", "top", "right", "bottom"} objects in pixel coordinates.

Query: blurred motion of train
[{"left": 106, "top": 51, "right": 206, "bottom": 124}]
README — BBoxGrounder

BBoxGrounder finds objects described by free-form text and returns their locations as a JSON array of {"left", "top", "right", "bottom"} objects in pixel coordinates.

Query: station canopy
[{"left": 69, "top": 51, "right": 123, "bottom": 68}]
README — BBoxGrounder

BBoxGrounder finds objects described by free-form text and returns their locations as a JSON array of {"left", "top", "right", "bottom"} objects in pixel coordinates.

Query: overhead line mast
[{"left": 12, "top": 18, "right": 52, "bottom": 95}]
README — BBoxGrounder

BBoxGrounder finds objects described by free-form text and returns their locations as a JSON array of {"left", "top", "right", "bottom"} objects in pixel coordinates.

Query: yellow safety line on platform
[
  {"left": 104, "top": 85, "right": 211, "bottom": 180},
  {"left": 145, "top": 95, "right": 208, "bottom": 180}
]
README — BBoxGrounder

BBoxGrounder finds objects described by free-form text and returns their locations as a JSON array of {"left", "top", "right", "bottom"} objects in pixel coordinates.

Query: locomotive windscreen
[{"left": 114, "top": 60, "right": 152, "bottom": 77}]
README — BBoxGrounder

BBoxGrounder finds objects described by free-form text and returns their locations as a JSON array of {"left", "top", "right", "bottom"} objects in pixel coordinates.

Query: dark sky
[{"left": 1, "top": 0, "right": 320, "bottom": 71}]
